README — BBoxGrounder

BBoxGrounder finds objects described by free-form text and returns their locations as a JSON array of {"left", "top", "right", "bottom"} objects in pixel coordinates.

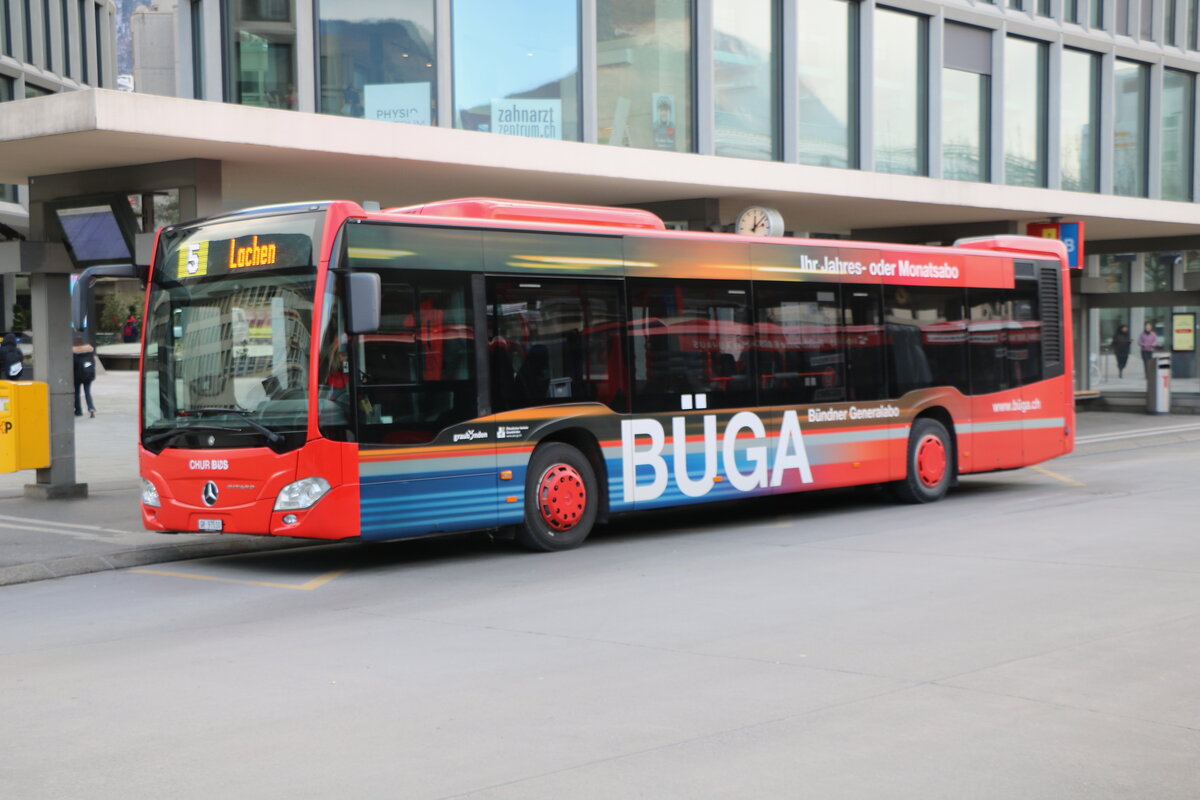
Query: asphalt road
[{"left": 2, "top": 438, "right": 1199, "bottom": 799}]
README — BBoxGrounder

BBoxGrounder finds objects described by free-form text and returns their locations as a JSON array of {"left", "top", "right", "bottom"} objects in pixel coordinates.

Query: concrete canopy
[{"left": 2, "top": 89, "right": 1200, "bottom": 242}]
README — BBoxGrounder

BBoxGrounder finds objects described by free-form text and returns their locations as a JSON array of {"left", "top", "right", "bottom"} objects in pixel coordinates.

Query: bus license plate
[{"left": 197, "top": 519, "right": 223, "bottom": 532}]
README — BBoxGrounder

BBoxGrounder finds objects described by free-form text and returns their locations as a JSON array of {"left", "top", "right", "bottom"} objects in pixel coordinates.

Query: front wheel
[
  {"left": 891, "top": 418, "right": 954, "bottom": 504},
  {"left": 516, "top": 443, "right": 598, "bottom": 551}
]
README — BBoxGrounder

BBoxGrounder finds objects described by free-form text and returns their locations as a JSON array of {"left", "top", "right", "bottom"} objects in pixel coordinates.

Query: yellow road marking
[
  {"left": 1029, "top": 465, "right": 1086, "bottom": 487},
  {"left": 131, "top": 568, "right": 347, "bottom": 591}
]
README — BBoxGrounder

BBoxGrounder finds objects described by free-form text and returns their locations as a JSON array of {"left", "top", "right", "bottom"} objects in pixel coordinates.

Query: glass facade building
[
  {"left": 0, "top": 0, "right": 117, "bottom": 206},
  {"left": 8, "top": 0, "right": 1199, "bottom": 400},
  {"left": 176, "top": 0, "right": 1200, "bottom": 206}
]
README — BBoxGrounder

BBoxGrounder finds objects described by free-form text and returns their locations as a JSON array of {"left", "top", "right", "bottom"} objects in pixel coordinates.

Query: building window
[
  {"left": 94, "top": 3, "right": 104, "bottom": 88},
  {"left": 1060, "top": 48, "right": 1099, "bottom": 193},
  {"left": 1036, "top": 0, "right": 1051, "bottom": 14},
  {"left": 1167, "top": 0, "right": 1178, "bottom": 44},
  {"left": 1003, "top": 36, "right": 1047, "bottom": 187},
  {"left": 223, "top": 0, "right": 297, "bottom": 109},
  {"left": 1161, "top": 69, "right": 1194, "bottom": 201},
  {"left": 713, "top": 0, "right": 778, "bottom": 161},
  {"left": 1064, "top": 0, "right": 1080, "bottom": 22},
  {"left": 942, "top": 22, "right": 990, "bottom": 182},
  {"left": 1099, "top": 254, "right": 1132, "bottom": 292},
  {"left": 797, "top": 0, "right": 857, "bottom": 168},
  {"left": 190, "top": 0, "right": 203, "bottom": 98},
  {"left": 874, "top": 7, "right": 927, "bottom": 176},
  {"left": 25, "top": 83, "right": 51, "bottom": 98},
  {"left": 1115, "top": 0, "right": 1130, "bottom": 35},
  {"left": 60, "top": 0, "right": 69, "bottom": 77},
  {"left": 1190, "top": 0, "right": 1199, "bottom": 48},
  {"left": 1145, "top": 253, "right": 1178, "bottom": 292},
  {"left": 0, "top": 74, "right": 11, "bottom": 101},
  {"left": 454, "top": 0, "right": 577, "bottom": 140},
  {"left": 1091, "top": 0, "right": 1104, "bottom": 28},
  {"left": 42, "top": 0, "right": 53, "bottom": 71},
  {"left": 80, "top": 0, "right": 89, "bottom": 83},
  {"left": 1140, "top": 0, "right": 1154, "bottom": 39},
  {"left": 1113, "top": 59, "right": 1149, "bottom": 197},
  {"left": 23, "top": 0, "right": 32, "bottom": 62},
  {"left": 318, "top": 0, "right": 435, "bottom": 124},
  {"left": 597, "top": 0, "right": 693, "bottom": 152},
  {"left": 1, "top": 0, "right": 11, "bottom": 58}
]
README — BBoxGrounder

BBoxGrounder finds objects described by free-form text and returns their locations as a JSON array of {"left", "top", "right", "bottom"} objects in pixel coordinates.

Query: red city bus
[{"left": 138, "top": 198, "right": 1074, "bottom": 550}]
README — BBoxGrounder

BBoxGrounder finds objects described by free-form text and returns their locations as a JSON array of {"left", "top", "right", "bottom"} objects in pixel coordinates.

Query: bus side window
[
  {"left": 755, "top": 282, "right": 844, "bottom": 405},
  {"left": 842, "top": 287, "right": 887, "bottom": 402},
  {"left": 487, "top": 278, "right": 627, "bottom": 412},
  {"left": 627, "top": 279, "right": 755, "bottom": 413},
  {"left": 968, "top": 289, "right": 1013, "bottom": 394},
  {"left": 355, "top": 270, "right": 477, "bottom": 445},
  {"left": 884, "top": 285, "right": 968, "bottom": 396}
]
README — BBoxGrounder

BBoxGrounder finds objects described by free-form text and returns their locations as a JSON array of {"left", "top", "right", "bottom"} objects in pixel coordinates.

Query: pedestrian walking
[
  {"left": 73, "top": 336, "right": 97, "bottom": 417},
  {"left": 1111, "top": 324, "right": 1131, "bottom": 378},
  {"left": 122, "top": 311, "right": 141, "bottom": 343},
  {"left": 1138, "top": 322, "right": 1157, "bottom": 366},
  {"left": 0, "top": 333, "right": 24, "bottom": 379}
]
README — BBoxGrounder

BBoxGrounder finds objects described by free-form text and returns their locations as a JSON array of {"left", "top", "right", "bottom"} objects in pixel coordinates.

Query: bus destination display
[{"left": 175, "top": 233, "right": 312, "bottom": 279}]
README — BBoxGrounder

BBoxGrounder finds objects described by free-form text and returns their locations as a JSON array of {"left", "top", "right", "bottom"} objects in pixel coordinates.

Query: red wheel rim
[
  {"left": 916, "top": 435, "right": 947, "bottom": 488},
  {"left": 537, "top": 464, "right": 586, "bottom": 532}
]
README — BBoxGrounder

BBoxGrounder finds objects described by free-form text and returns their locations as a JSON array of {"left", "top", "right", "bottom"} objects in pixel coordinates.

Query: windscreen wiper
[
  {"left": 191, "top": 407, "right": 285, "bottom": 445},
  {"left": 143, "top": 424, "right": 240, "bottom": 446}
]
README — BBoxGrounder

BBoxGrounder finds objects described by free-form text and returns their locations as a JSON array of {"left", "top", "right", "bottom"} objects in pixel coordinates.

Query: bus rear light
[
  {"left": 275, "top": 477, "right": 331, "bottom": 511},
  {"left": 141, "top": 478, "right": 161, "bottom": 508}
]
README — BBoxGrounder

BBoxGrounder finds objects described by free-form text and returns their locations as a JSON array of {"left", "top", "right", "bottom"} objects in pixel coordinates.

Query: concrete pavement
[{"left": 2, "top": 369, "right": 1199, "bottom": 587}]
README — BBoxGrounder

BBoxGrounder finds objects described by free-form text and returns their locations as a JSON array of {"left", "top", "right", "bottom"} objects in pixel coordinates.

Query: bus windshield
[{"left": 141, "top": 212, "right": 322, "bottom": 451}]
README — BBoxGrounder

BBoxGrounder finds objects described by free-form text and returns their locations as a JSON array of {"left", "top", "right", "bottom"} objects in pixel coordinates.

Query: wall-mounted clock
[{"left": 735, "top": 206, "right": 785, "bottom": 237}]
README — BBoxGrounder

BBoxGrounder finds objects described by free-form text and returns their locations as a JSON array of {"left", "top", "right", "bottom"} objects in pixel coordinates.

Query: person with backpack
[
  {"left": 122, "top": 313, "right": 140, "bottom": 343},
  {"left": 0, "top": 333, "right": 24, "bottom": 380},
  {"left": 73, "top": 336, "right": 97, "bottom": 417}
]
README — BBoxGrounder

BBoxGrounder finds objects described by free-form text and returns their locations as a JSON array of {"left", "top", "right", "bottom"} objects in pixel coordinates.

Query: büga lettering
[{"left": 621, "top": 410, "right": 813, "bottom": 503}]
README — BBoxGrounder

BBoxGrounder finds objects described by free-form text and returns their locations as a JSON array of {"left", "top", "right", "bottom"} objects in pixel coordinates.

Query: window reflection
[
  {"left": 318, "top": 0, "right": 435, "bottom": 124},
  {"left": 942, "top": 69, "right": 988, "bottom": 182},
  {"left": 1161, "top": 69, "right": 1194, "bottom": 202},
  {"left": 713, "top": 0, "right": 777, "bottom": 161},
  {"left": 942, "top": 22, "right": 990, "bottom": 183},
  {"left": 454, "top": 0, "right": 579, "bottom": 141},
  {"left": 797, "top": 0, "right": 856, "bottom": 168},
  {"left": 1099, "top": 254, "right": 1133, "bottom": 293},
  {"left": 1113, "top": 59, "right": 1149, "bottom": 197},
  {"left": 1060, "top": 48, "right": 1099, "bottom": 192},
  {"left": 223, "top": 0, "right": 297, "bottom": 109},
  {"left": 873, "top": 7, "right": 926, "bottom": 176},
  {"left": 1003, "top": 36, "right": 1047, "bottom": 187},
  {"left": 628, "top": 279, "right": 754, "bottom": 412},
  {"left": 488, "top": 279, "right": 627, "bottom": 412},
  {"left": 597, "top": 0, "right": 693, "bottom": 152}
]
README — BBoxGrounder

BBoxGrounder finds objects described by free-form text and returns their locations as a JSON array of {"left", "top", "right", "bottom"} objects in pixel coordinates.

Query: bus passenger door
[{"left": 354, "top": 270, "right": 498, "bottom": 539}]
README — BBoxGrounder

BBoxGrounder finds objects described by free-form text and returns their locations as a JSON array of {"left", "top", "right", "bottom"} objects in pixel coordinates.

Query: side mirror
[{"left": 345, "top": 272, "right": 381, "bottom": 335}]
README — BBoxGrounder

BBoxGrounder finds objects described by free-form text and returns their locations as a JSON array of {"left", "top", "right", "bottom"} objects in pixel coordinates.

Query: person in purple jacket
[{"left": 1138, "top": 322, "right": 1158, "bottom": 366}]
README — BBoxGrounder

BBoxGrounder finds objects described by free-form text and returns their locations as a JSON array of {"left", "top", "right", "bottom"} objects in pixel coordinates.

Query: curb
[{"left": 0, "top": 535, "right": 315, "bottom": 588}]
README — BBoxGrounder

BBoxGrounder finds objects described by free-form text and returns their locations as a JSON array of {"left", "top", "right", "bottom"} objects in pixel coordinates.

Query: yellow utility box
[{"left": 0, "top": 381, "right": 50, "bottom": 472}]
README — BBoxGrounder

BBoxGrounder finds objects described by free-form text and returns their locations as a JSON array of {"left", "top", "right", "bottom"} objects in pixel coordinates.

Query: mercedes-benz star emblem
[{"left": 201, "top": 481, "right": 219, "bottom": 507}]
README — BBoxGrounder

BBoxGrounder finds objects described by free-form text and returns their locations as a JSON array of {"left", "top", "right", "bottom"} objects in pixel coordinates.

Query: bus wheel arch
[
  {"left": 892, "top": 410, "right": 957, "bottom": 504},
  {"left": 516, "top": 437, "right": 601, "bottom": 551}
]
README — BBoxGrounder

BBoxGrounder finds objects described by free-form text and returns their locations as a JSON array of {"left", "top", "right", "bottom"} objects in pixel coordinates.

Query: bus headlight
[
  {"left": 275, "top": 477, "right": 331, "bottom": 511},
  {"left": 141, "top": 478, "right": 161, "bottom": 508}
]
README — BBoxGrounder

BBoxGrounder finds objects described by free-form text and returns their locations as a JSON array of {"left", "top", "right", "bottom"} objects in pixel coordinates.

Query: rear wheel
[
  {"left": 892, "top": 418, "right": 954, "bottom": 504},
  {"left": 516, "top": 443, "right": 598, "bottom": 551}
]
